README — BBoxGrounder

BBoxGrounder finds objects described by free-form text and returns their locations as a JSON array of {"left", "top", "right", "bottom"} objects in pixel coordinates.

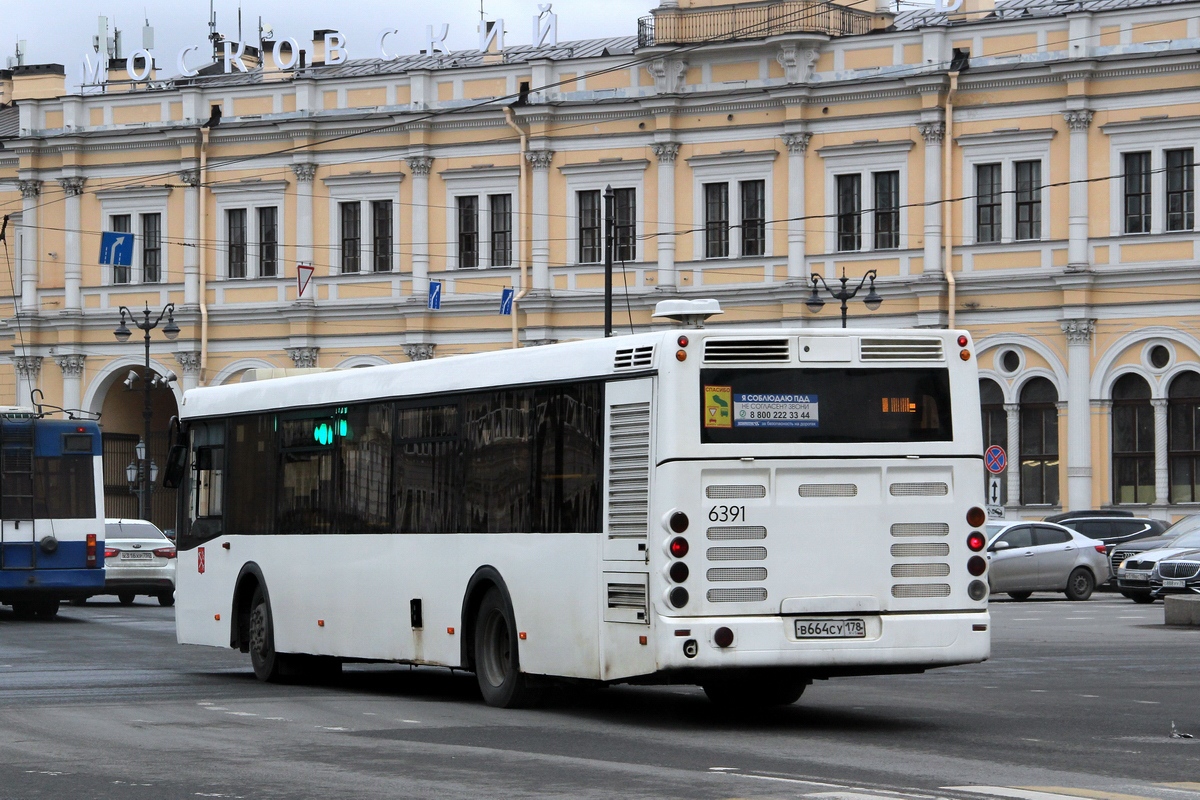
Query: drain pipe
[
  {"left": 943, "top": 71, "right": 959, "bottom": 331},
  {"left": 199, "top": 127, "right": 211, "bottom": 382},
  {"left": 503, "top": 106, "right": 529, "bottom": 349}
]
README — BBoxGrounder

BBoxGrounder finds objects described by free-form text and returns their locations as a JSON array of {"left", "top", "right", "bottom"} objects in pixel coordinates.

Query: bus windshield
[{"left": 700, "top": 367, "right": 953, "bottom": 444}]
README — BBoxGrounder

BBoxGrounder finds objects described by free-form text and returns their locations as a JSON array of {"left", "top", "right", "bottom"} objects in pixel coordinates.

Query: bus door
[{"left": 0, "top": 420, "right": 37, "bottom": 569}]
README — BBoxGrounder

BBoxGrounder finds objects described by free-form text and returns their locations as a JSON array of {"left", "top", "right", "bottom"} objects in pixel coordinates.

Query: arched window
[
  {"left": 1020, "top": 377, "right": 1058, "bottom": 506},
  {"left": 1168, "top": 371, "right": 1200, "bottom": 503},
  {"left": 1112, "top": 373, "right": 1153, "bottom": 505},
  {"left": 980, "top": 378, "right": 1007, "bottom": 504}
]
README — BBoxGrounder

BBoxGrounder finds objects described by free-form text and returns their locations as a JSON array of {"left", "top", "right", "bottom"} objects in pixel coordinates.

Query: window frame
[
  {"left": 818, "top": 140, "right": 911, "bottom": 254},
  {"left": 1165, "top": 148, "right": 1196, "bottom": 233},
  {"left": 1123, "top": 151, "right": 1153, "bottom": 235},
  {"left": 688, "top": 150, "right": 777, "bottom": 261},
  {"left": 211, "top": 180, "right": 287, "bottom": 281},
  {"left": 958, "top": 129, "right": 1052, "bottom": 246},
  {"left": 96, "top": 186, "right": 171, "bottom": 286},
  {"left": 560, "top": 159, "right": 648, "bottom": 267},
  {"left": 441, "top": 165, "right": 520, "bottom": 270},
  {"left": 320, "top": 173, "right": 404, "bottom": 276},
  {"left": 1111, "top": 373, "right": 1155, "bottom": 506}
]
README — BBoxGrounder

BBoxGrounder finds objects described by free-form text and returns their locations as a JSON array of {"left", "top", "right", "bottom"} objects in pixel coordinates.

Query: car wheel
[
  {"left": 10, "top": 602, "right": 36, "bottom": 620},
  {"left": 33, "top": 599, "right": 60, "bottom": 620},
  {"left": 703, "top": 677, "right": 808, "bottom": 708},
  {"left": 117, "top": 592, "right": 136, "bottom": 606},
  {"left": 1007, "top": 592, "right": 1033, "bottom": 601},
  {"left": 70, "top": 598, "right": 88, "bottom": 606},
  {"left": 158, "top": 592, "right": 175, "bottom": 607},
  {"left": 1065, "top": 568, "right": 1095, "bottom": 601},
  {"left": 248, "top": 586, "right": 285, "bottom": 683},
  {"left": 473, "top": 587, "right": 538, "bottom": 708},
  {"left": 1130, "top": 592, "right": 1156, "bottom": 604}
]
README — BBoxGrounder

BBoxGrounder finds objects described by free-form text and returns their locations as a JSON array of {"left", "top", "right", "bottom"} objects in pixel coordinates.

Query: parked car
[
  {"left": 985, "top": 521, "right": 1111, "bottom": 601},
  {"left": 1116, "top": 525, "right": 1200, "bottom": 603},
  {"left": 96, "top": 519, "right": 176, "bottom": 606},
  {"left": 1043, "top": 509, "right": 1134, "bottom": 523},
  {"left": 1055, "top": 515, "right": 1166, "bottom": 548},
  {"left": 1149, "top": 552, "right": 1200, "bottom": 598}
]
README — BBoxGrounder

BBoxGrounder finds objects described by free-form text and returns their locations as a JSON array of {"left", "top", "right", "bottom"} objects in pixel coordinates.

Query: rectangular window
[
  {"left": 337, "top": 404, "right": 393, "bottom": 532},
  {"left": 140, "top": 213, "right": 161, "bottom": 283},
  {"left": 394, "top": 404, "right": 460, "bottom": 533},
  {"left": 1113, "top": 401, "right": 1155, "bottom": 505},
  {"left": 976, "top": 163, "right": 1002, "bottom": 244},
  {"left": 226, "top": 209, "right": 246, "bottom": 279},
  {"left": 1124, "top": 151, "right": 1152, "bottom": 234},
  {"left": 458, "top": 196, "right": 479, "bottom": 269},
  {"left": 740, "top": 180, "right": 765, "bottom": 257},
  {"left": 489, "top": 194, "right": 512, "bottom": 267},
  {"left": 613, "top": 187, "right": 636, "bottom": 262},
  {"left": 1020, "top": 404, "right": 1059, "bottom": 506},
  {"left": 1166, "top": 148, "right": 1195, "bottom": 233},
  {"left": 276, "top": 413, "right": 336, "bottom": 535},
  {"left": 873, "top": 171, "right": 899, "bottom": 250},
  {"left": 111, "top": 214, "right": 132, "bottom": 284},
  {"left": 1014, "top": 160, "right": 1042, "bottom": 241},
  {"left": 704, "top": 182, "right": 729, "bottom": 258},
  {"left": 226, "top": 415, "right": 275, "bottom": 535},
  {"left": 371, "top": 200, "right": 392, "bottom": 272},
  {"left": 577, "top": 190, "right": 601, "bottom": 264},
  {"left": 257, "top": 207, "right": 277, "bottom": 278},
  {"left": 340, "top": 202, "right": 361, "bottom": 273},
  {"left": 836, "top": 174, "right": 862, "bottom": 252}
]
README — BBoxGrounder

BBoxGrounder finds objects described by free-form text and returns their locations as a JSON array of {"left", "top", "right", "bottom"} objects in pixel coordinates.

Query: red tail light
[
  {"left": 669, "top": 537, "right": 689, "bottom": 558},
  {"left": 104, "top": 548, "right": 119, "bottom": 558},
  {"left": 1094, "top": 544, "right": 1106, "bottom": 554},
  {"left": 967, "top": 532, "right": 986, "bottom": 552},
  {"left": 86, "top": 534, "right": 97, "bottom": 568},
  {"left": 153, "top": 547, "right": 177, "bottom": 559}
]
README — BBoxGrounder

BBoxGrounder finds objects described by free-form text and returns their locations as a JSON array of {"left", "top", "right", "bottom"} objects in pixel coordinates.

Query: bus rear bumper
[
  {"left": 654, "top": 609, "right": 991, "bottom": 674},
  {"left": 0, "top": 568, "right": 106, "bottom": 602}
]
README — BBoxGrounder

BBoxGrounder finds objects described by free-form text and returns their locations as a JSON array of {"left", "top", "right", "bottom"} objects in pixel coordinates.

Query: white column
[
  {"left": 652, "top": 141, "right": 679, "bottom": 289},
  {"left": 1152, "top": 398, "right": 1169, "bottom": 506},
  {"left": 55, "top": 355, "right": 85, "bottom": 415},
  {"left": 58, "top": 177, "right": 86, "bottom": 313},
  {"left": 174, "top": 352, "right": 202, "bottom": 393},
  {"left": 1062, "top": 318, "right": 1096, "bottom": 510},
  {"left": 526, "top": 150, "right": 554, "bottom": 291},
  {"left": 179, "top": 168, "right": 200, "bottom": 307},
  {"left": 407, "top": 156, "right": 433, "bottom": 296},
  {"left": 13, "top": 355, "right": 41, "bottom": 407},
  {"left": 1063, "top": 109, "right": 1093, "bottom": 271},
  {"left": 1005, "top": 402, "right": 1021, "bottom": 506},
  {"left": 918, "top": 123, "right": 944, "bottom": 278},
  {"left": 292, "top": 163, "right": 317, "bottom": 304},
  {"left": 782, "top": 132, "right": 811, "bottom": 282},
  {"left": 18, "top": 180, "right": 41, "bottom": 312}
]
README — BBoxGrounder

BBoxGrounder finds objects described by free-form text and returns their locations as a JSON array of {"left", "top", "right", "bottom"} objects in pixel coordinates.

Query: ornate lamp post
[
  {"left": 114, "top": 303, "right": 179, "bottom": 520},
  {"left": 805, "top": 268, "right": 882, "bottom": 328}
]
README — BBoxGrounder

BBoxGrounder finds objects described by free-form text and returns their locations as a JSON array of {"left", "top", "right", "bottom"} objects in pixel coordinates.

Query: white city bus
[{"left": 171, "top": 303, "right": 990, "bottom": 707}]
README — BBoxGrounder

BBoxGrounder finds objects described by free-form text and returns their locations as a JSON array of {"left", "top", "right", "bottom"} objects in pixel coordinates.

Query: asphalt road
[{"left": 0, "top": 594, "right": 1196, "bottom": 800}]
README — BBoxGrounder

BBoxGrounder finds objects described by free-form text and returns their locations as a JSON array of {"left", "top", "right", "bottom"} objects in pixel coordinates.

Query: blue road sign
[
  {"left": 98, "top": 230, "right": 134, "bottom": 267},
  {"left": 427, "top": 281, "right": 442, "bottom": 310},
  {"left": 985, "top": 445, "right": 1007, "bottom": 474},
  {"left": 500, "top": 287, "right": 514, "bottom": 316}
]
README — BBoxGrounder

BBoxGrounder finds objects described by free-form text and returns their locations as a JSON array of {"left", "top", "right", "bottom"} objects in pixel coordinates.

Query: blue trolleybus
[{"left": 0, "top": 408, "right": 105, "bottom": 618}]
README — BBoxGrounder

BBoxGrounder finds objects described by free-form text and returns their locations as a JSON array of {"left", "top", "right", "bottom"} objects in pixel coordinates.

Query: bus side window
[{"left": 195, "top": 445, "right": 224, "bottom": 519}]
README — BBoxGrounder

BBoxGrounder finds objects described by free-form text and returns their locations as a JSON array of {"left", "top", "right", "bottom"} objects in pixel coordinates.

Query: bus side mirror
[{"left": 162, "top": 444, "right": 187, "bottom": 489}]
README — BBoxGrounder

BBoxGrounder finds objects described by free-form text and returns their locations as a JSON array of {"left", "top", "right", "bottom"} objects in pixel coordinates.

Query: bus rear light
[
  {"left": 677, "top": 335, "right": 689, "bottom": 347},
  {"left": 669, "top": 562, "right": 690, "bottom": 583},
  {"left": 104, "top": 548, "right": 119, "bottom": 559},
  {"left": 153, "top": 547, "right": 177, "bottom": 559},
  {"left": 676, "top": 350, "right": 687, "bottom": 362},
  {"left": 960, "top": 349, "right": 971, "bottom": 361},
  {"left": 966, "top": 507, "right": 986, "bottom": 527},
  {"left": 968, "top": 580, "right": 988, "bottom": 601},
  {"left": 967, "top": 556, "right": 987, "bottom": 576},
  {"left": 86, "top": 534, "right": 97, "bottom": 568},
  {"left": 713, "top": 626, "right": 734, "bottom": 648},
  {"left": 967, "top": 532, "right": 986, "bottom": 552},
  {"left": 957, "top": 335, "right": 969, "bottom": 347},
  {"left": 669, "top": 537, "right": 689, "bottom": 558},
  {"left": 669, "top": 587, "right": 689, "bottom": 608},
  {"left": 669, "top": 512, "right": 689, "bottom": 533}
]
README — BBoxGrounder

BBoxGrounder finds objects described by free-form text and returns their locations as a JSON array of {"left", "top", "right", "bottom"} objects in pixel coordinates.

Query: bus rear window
[{"left": 700, "top": 367, "right": 953, "bottom": 444}]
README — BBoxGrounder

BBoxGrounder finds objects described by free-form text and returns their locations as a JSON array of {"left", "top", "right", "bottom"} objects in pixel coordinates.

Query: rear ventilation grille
[
  {"left": 707, "top": 567, "right": 768, "bottom": 581},
  {"left": 799, "top": 483, "right": 857, "bottom": 498},
  {"left": 891, "top": 523, "right": 950, "bottom": 537},
  {"left": 891, "top": 563, "right": 951, "bottom": 578},
  {"left": 707, "top": 526, "right": 767, "bottom": 540},
  {"left": 607, "top": 582, "right": 648, "bottom": 612},
  {"left": 890, "top": 482, "right": 949, "bottom": 497},
  {"left": 706, "top": 485, "right": 766, "bottom": 499},
  {"left": 703, "top": 338, "right": 790, "bottom": 363},
  {"left": 707, "top": 546, "right": 768, "bottom": 561},
  {"left": 892, "top": 583, "right": 951, "bottom": 598},
  {"left": 707, "top": 587, "right": 768, "bottom": 603},
  {"left": 860, "top": 338, "right": 944, "bottom": 361},
  {"left": 607, "top": 402, "right": 651, "bottom": 539},
  {"left": 891, "top": 543, "right": 950, "bottom": 558},
  {"left": 614, "top": 346, "right": 654, "bottom": 370}
]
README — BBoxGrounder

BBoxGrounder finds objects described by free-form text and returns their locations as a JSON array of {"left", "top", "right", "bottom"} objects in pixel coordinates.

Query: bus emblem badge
[{"left": 197, "top": 547, "right": 205, "bottom": 574}]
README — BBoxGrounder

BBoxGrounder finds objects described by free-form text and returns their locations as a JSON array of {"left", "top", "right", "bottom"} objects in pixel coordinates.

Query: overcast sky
[{"left": 3, "top": 0, "right": 658, "bottom": 80}]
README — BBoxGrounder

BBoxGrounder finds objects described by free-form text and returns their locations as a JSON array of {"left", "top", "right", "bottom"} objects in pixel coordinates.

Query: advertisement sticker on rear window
[
  {"left": 703, "top": 385, "right": 732, "bottom": 429},
  {"left": 733, "top": 394, "right": 818, "bottom": 428}
]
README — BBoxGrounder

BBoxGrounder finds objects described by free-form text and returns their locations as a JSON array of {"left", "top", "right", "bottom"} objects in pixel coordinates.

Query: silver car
[
  {"left": 1117, "top": 528, "right": 1200, "bottom": 600},
  {"left": 985, "top": 521, "right": 1111, "bottom": 601},
  {"left": 100, "top": 519, "right": 177, "bottom": 606}
]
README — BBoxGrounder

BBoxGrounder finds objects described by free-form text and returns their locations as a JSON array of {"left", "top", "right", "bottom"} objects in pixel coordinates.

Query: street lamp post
[
  {"left": 114, "top": 302, "right": 179, "bottom": 521},
  {"left": 805, "top": 268, "right": 883, "bottom": 328}
]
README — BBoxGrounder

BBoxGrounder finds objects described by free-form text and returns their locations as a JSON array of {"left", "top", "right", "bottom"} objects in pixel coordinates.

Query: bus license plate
[
  {"left": 1163, "top": 579, "right": 1187, "bottom": 588},
  {"left": 120, "top": 552, "right": 152, "bottom": 560},
  {"left": 795, "top": 618, "right": 866, "bottom": 639}
]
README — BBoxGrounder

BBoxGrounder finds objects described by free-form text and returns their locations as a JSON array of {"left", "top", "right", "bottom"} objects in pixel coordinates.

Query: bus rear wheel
[
  {"left": 33, "top": 599, "right": 60, "bottom": 619},
  {"left": 702, "top": 676, "right": 808, "bottom": 708},
  {"left": 248, "top": 587, "right": 284, "bottom": 682},
  {"left": 473, "top": 587, "right": 538, "bottom": 708}
]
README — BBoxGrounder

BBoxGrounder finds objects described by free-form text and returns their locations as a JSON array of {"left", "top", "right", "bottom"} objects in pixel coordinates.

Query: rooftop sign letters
[{"left": 81, "top": 5, "right": 560, "bottom": 87}]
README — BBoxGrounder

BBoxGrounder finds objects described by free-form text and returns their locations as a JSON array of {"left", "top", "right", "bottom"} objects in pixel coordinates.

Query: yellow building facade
[{"left": 2, "top": 0, "right": 1199, "bottom": 524}]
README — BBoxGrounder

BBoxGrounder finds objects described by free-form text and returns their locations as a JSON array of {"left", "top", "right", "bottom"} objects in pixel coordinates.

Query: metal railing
[{"left": 638, "top": 1, "right": 876, "bottom": 47}]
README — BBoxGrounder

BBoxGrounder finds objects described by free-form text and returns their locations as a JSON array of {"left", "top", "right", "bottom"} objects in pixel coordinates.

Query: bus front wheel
[
  {"left": 248, "top": 587, "right": 284, "bottom": 682},
  {"left": 473, "top": 587, "right": 538, "bottom": 708}
]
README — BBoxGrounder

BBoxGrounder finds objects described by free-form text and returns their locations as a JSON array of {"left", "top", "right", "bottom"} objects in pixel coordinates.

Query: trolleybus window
[{"left": 700, "top": 367, "right": 952, "bottom": 444}]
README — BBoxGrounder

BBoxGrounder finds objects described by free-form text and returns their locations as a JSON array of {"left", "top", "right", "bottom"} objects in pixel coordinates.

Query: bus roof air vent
[
  {"left": 652, "top": 299, "right": 723, "bottom": 328},
  {"left": 703, "top": 339, "right": 790, "bottom": 363},
  {"left": 614, "top": 346, "right": 654, "bottom": 370},
  {"left": 860, "top": 337, "right": 944, "bottom": 361}
]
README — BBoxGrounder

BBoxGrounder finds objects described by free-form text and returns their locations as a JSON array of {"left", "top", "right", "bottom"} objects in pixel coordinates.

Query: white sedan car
[
  {"left": 99, "top": 519, "right": 177, "bottom": 606},
  {"left": 985, "top": 521, "right": 1111, "bottom": 601}
]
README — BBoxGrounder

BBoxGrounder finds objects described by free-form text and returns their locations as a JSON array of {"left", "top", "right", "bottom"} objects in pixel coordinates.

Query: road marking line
[
  {"left": 1078, "top": 695, "right": 1100, "bottom": 698},
  {"left": 1133, "top": 700, "right": 1160, "bottom": 704},
  {"left": 401, "top": 719, "right": 422, "bottom": 724},
  {"left": 721, "top": 773, "right": 844, "bottom": 789},
  {"left": 1118, "top": 617, "right": 1146, "bottom": 620},
  {"left": 1023, "top": 787, "right": 1164, "bottom": 800},
  {"left": 1156, "top": 784, "right": 1200, "bottom": 794},
  {"left": 944, "top": 786, "right": 1156, "bottom": 800}
]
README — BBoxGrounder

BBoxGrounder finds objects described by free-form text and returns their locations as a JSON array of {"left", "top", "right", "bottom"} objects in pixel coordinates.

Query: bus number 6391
[{"left": 708, "top": 505, "right": 746, "bottom": 523}]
